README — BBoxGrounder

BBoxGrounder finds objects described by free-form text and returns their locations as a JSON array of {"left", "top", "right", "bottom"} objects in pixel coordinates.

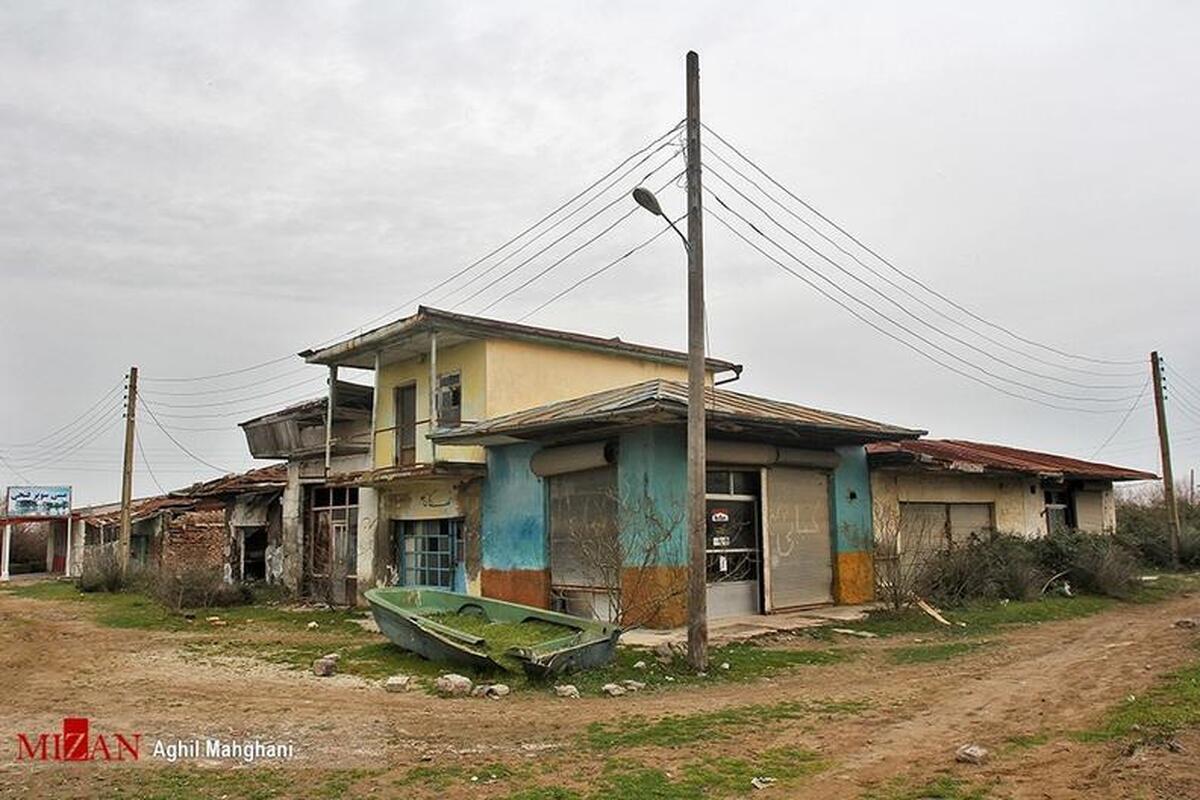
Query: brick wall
[{"left": 163, "top": 504, "right": 226, "bottom": 573}]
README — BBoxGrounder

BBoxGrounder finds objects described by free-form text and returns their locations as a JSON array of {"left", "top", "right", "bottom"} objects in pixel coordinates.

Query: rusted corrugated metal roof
[
  {"left": 76, "top": 464, "right": 287, "bottom": 525},
  {"left": 432, "top": 379, "right": 923, "bottom": 444},
  {"left": 300, "top": 306, "right": 742, "bottom": 375},
  {"left": 866, "top": 439, "right": 1157, "bottom": 481}
]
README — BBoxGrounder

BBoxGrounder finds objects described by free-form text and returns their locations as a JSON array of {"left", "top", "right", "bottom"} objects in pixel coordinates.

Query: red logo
[{"left": 16, "top": 718, "right": 140, "bottom": 762}]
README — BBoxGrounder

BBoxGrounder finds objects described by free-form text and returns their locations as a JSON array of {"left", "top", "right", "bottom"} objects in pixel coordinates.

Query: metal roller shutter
[{"left": 765, "top": 467, "right": 833, "bottom": 609}]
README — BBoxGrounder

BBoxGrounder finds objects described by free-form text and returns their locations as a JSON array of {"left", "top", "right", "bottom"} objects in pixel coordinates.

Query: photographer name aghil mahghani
[{"left": 152, "top": 736, "right": 296, "bottom": 764}]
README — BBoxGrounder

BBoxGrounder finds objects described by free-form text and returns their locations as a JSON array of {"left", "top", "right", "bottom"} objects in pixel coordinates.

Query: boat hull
[{"left": 365, "top": 587, "right": 620, "bottom": 678}]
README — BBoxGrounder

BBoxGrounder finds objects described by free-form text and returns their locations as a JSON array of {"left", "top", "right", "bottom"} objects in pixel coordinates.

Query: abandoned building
[
  {"left": 431, "top": 379, "right": 922, "bottom": 625},
  {"left": 280, "top": 307, "right": 739, "bottom": 606},
  {"left": 71, "top": 465, "right": 287, "bottom": 580},
  {"left": 239, "top": 383, "right": 373, "bottom": 601},
  {"left": 866, "top": 438, "right": 1157, "bottom": 569}
]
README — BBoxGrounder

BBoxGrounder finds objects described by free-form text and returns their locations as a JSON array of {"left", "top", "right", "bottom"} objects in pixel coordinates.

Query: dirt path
[{"left": 0, "top": 589, "right": 1196, "bottom": 798}]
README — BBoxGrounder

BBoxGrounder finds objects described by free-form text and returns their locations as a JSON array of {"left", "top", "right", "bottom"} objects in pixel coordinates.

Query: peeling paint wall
[
  {"left": 479, "top": 442, "right": 549, "bottom": 606},
  {"left": 870, "top": 469, "right": 1046, "bottom": 538}
]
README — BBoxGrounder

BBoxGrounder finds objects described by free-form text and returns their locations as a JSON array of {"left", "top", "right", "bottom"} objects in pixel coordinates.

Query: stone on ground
[
  {"left": 384, "top": 675, "right": 413, "bottom": 693},
  {"left": 435, "top": 674, "right": 474, "bottom": 697},
  {"left": 312, "top": 656, "right": 337, "bottom": 677},
  {"left": 601, "top": 683, "right": 627, "bottom": 697},
  {"left": 554, "top": 684, "right": 580, "bottom": 699},
  {"left": 955, "top": 743, "right": 990, "bottom": 765}
]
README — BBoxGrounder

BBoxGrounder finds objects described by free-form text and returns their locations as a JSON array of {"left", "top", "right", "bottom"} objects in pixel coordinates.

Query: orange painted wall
[{"left": 480, "top": 568, "right": 551, "bottom": 609}]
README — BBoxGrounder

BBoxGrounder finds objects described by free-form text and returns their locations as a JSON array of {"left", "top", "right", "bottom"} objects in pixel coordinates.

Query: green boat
[{"left": 364, "top": 587, "right": 621, "bottom": 678}]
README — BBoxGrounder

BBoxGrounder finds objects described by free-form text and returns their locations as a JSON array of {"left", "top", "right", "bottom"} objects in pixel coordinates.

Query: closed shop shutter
[
  {"left": 1073, "top": 491, "right": 1104, "bottom": 532},
  {"left": 548, "top": 466, "right": 618, "bottom": 589},
  {"left": 948, "top": 503, "right": 993, "bottom": 544},
  {"left": 765, "top": 467, "right": 832, "bottom": 609}
]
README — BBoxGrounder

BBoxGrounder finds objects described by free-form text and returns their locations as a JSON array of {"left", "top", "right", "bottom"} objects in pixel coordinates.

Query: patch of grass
[
  {"left": 424, "top": 611, "right": 574, "bottom": 671},
  {"left": 1129, "top": 572, "right": 1200, "bottom": 603},
  {"left": 1003, "top": 732, "right": 1050, "bottom": 751},
  {"left": 887, "top": 641, "right": 989, "bottom": 665},
  {"left": 571, "top": 641, "right": 850, "bottom": 695},
  {"left": 397, "top": 760, "right": 523, "bottom": 789},
  {"left": 1072, "top": 653, "right": 1200, "bottom": 743},
  {"left": 584, "top": 697, "right": 868, "bottom": 749},
  {"left": 504, "top": 789, "right": 583, "bottom": 800},
  {"left": 91, "top": 767, "right": 379, "bottom": 800},
  {"left": 500, "top": 748, "right": 825, "bottom": 800},
  {"left": 845, "top": 595, "right": 1116, "bottom": 639},
  {"left": 863, "top": 775, "right": 993, "bottom": 800}
]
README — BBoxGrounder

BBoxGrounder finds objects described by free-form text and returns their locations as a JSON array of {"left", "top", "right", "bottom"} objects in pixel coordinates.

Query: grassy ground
[{"left": 1072, "top": 642, "right": 1200, "bottom": 743}]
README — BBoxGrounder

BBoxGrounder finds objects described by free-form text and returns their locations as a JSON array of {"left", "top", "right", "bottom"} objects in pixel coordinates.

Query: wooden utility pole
[
  {"left": 1150, "top": 351, "right": 1181, "bottom": 565},
  {"left": 685, "top": 50, "right": 708, "bottom": 671},
  {"left": 118, "top": 366, "right": 138, "bottom": 571}
]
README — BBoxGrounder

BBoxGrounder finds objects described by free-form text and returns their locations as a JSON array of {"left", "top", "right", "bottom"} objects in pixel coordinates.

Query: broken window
[
  {"left": 437, "top": 372, "right": 462, "bottom": 427},
  {"left": 393, "top": 518, "right": 463, "bottom": 588},
  {"left": 394, "top": 383, "right": 417, "bottom": 466}
]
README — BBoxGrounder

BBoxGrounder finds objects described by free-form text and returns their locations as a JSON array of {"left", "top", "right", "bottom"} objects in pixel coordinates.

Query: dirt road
[{"left": 0, "top": 588, "right": 1196, "bottom": 799}]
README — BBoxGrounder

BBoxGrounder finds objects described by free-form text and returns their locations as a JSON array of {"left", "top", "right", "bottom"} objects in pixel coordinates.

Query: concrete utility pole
[
  {"left": 1150, "top": 351, "right": 1181, "bottom": 565},
  {"left": 684, "top": 50, "right": 708, "bottom": 671},
  {"left": 118, "top": 365, "right": 138, "bottom": 571}
]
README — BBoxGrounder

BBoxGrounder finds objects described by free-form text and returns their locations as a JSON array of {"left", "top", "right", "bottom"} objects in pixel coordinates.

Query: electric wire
[
  {"left": 701, "top": 123, "right": 1144, "bottom": 367},
  {"left": 0, "top": 381, "right": 123, "bottom": 448},
  {"left": 135, "top": 428, "right": 166, "bottom": 495},
  {"left": 140, "top": 121, "right": 686, "bottom": 383},
  {"left": 433, "top": 140, "right": 682, "bottom": 308},
  {"left": 705, "top": 164, "right": 1142, "bottom": 393},
  {"left": 709, "top": 204, "right": 1130, "bottom": 415},
  {"left": 516, "top": 215, "right": 684, "bottom": 323},
  {"left": 446, "top": 151, "right": 683, "bottom": 311},
  {"left": 1090, "top": 379, "right": 1152, "bottom": 457},
  {"left": 138, "top": 397, "right": 231, "bottom": 474},
  {"left": 475, "top": 171, "right": 684, "bottom": 316},
  {"left": 707, "top": 189, "right": 1139, "bottom": 407},
  {"left": 3, "top": 400, "right": 126, "bottom": 465},
  {"left": 139, "top": 366, "right": 316, "bottom": 397},
  {"left": 701, "top": 147, "right": 1143, "bottom": 381},
  {"left": 145, "top": 376, "right": 326, "bottom": 409}
]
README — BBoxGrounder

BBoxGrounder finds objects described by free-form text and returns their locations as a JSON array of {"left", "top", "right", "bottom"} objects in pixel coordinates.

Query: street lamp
[
  {"left": 632, "top": 186, "right": 689, "bottom": 251},
  {"left": 632, "top": 181, "right": 708, "bottom": 672}
]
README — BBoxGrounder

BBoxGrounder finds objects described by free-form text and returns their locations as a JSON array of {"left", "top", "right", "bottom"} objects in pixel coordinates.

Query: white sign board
[{"left": 5, "top": 486, "right": 72, "bottom": 519}]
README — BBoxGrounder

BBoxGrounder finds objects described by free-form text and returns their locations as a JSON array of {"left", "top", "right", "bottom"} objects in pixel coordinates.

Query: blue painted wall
[
  {"left": 616, "top": 426, "right": 688, "bottom": 567},
  {"left": 480, "top": 442, "right": 547, "bottom": 570},
  {"left": 830, "top": 445, "right": 873, "bottom": 553}
]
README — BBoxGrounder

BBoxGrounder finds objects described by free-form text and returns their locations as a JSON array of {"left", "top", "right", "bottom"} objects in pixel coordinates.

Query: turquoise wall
[
  {"left": 830, "top": 445, "right": 873, "bottom": 553},
  {"left": 616, "top": 426, "right": 688, "bottom": 567},
  {"left": 481, "top": 442, "right": 547, "bottom": 570}
]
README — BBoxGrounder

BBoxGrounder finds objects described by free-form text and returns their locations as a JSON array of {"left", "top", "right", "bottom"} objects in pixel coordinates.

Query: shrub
[
  {"left": 1115, "top": 497, "right": 1200, "bottom": 569},
  {"left": 1033, "top": 528, "right": 1140, "bottom": 599},
  {"left": 153, "top": 566, "right": 253, "bottom": 611},
  {"left": 916, "top": 532, "right": 1043, "bottom": 606},
  {"left": 76, "top": 548, "right": 129, "bottom": 593}
]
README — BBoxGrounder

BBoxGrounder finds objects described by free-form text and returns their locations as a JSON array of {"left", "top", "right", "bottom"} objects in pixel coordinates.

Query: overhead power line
[
  {"left": 138, "top": 397, "right": 231, "bottom": 475},
  {"left": 1090, "top": 379, "right": 1151, "bottom": 458},
  {"left": 704, "top": 163, "right": 1141, "bottom": 394},
  {"left": 475, "top": 170, "right": 684, "bottom": 316},
  {"left": 140, "top": 121, "right": 686, "bottom": 384},
  {"left": 707, "top": 189, "right": 1139, "bottom": 407},
  {"left": 702, "top": 123, "right": 1144, "bottom": 368},
  {"left": 135, "top": 428, "right": 167, "bottom": 495},
  {"left": 709, "top": 205, "right": 1130, "bottom": 415},
  {"left": 145, "top": 376, "right": 326, "bottom": 409},
  {"left": 446, "top": 151, "right": 683, "bottom": 311},
  {"left": 516, "top": 214, "right": 684, "bottom": 323},
  {"left": 701, "top": 147, "right": 1142, "bottom": 381}
]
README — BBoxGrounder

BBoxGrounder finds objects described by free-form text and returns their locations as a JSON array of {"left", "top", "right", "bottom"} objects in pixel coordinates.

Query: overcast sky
[{"left": 2, "top": 1, "right": 1198, "bottom": 506}]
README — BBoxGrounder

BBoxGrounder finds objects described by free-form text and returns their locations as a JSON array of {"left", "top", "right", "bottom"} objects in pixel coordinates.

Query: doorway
[{"left": 705, "top": 470, "right": 761, "bottom": 618}]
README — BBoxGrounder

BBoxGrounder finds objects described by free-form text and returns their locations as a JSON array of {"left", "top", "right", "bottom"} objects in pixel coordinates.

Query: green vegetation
[
  {"left": 397, "top": 761, "right": 523, "bottom": 790},
  {"left": 1073, "top": 651, "right": 1200, "bottom": 743},
  {"left": 68, "top": 767, "right": 379, "bottom": 800},
  {"left": 494, "top": 748, "right": 826, "bottom": 800},
  {"left": 1003, "top": 732, "right": 1050, "bottom": 751},
  {"left": 863, "top": 776, "right": 993, "bottom": 800},
  {"left": 424, "top": 611, "right": 574, "bottom": 671},
  {"left": 571, "top": 640, "right": 849, "bottom": 694},
  {"left": 583, "top": 697, "right": 868, "bottom": 749},
  {"left": 887, "top": 640, "right": 989, "bottom": 665},
  {"left": 843, "top": 595, "right": 1116, "bottom": 639}
]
